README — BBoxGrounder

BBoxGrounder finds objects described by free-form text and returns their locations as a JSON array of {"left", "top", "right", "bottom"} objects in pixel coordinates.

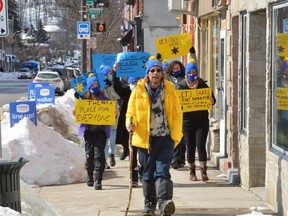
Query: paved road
[{"left": 0, "top": 79, "right": 31, "bottom": 106}]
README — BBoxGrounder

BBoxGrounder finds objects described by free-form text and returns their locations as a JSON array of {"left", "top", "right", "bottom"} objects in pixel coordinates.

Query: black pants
[
  {"left": 84, "top": 128, "right": 107, "bottom": 180},
  {"left": 183, "top": 125, "right": 209, "bottom": 163}
]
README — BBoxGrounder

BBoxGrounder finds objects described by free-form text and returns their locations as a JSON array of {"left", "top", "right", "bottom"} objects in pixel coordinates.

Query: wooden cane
[{"left": 124, "top": 116, "right": 133, "bottom": 216}]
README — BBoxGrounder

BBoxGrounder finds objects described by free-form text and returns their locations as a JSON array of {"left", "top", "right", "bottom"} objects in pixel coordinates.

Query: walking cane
[{"left": 125, "top": 116, "right": 133, "bottom": 216}]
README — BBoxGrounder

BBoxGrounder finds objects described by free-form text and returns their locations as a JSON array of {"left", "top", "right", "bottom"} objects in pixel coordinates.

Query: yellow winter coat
[{"left": 126, "top": 78, "right": 183, "bottom": 150}]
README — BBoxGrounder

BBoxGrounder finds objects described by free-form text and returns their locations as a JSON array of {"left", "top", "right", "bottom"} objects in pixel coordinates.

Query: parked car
[
  {"left": 44, "top": 66, "right": 71, "bottom": 91},
  {"left": 18, "top": 68, "right": 33, "bottom": 79},
  {"left": 65, "top": 66, "right": 81, "bottom": 79},
  {"left": 33, "top": 71, "right": 65, "bottom": 95}
]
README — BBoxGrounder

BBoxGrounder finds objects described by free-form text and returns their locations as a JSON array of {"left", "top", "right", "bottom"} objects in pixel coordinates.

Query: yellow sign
[
  {"left": 176, "top": 88, "right": 212, "bottom": 112},
  {"left": 276, "top": 87, "right": 288, "bottom": 110},
  {"left": 155, "top": 33, "right": 192, "bottom": 59},
  {"left": 75, "top": 99, "right": 116, "bottom": 125},
  {"left": 276, "top": 33, "right": 288, "bottom": 57}
]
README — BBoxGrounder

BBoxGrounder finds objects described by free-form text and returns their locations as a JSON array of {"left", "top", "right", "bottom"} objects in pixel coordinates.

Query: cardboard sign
[
  {"left": 116, "top": 52, "right": 150, "bottom": 77},
  {"left": 176, "top": 88, "right": 212, "bottom": 112},
  {"left": 155, "top": 33, "right": 192, "bottom": 59},
  {"left": 75, "top": 99, "right": 116, "bottom": 125},
  {"left": 276, "top": 33, "right": 288, "bottom": 57},
  {"left": 276, "top": 87, "right": 288, "bottom": 110},
  {"left": 92, "top": 53, "right": 117, "bottom": 72}
]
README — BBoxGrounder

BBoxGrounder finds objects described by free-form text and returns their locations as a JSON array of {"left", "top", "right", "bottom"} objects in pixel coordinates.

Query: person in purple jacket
[{"left": 77, "top": 74, "right": 110, "bottom": 190}]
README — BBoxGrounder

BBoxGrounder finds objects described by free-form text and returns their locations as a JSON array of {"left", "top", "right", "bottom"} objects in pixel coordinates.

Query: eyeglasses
[{"left": 149, "top": 68, "right": 162, "bottom": 73}]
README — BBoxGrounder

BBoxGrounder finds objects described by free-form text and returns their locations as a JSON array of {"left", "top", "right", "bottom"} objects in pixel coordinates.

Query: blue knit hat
[
  {"left": 162, "top": 62, "right": 169, "bottom": 68},
  {"left": 185, "top": 59, "right": 198, "bottom": 75},
  {"left": 145, "top": 60, "right": 163, "bottom": 74},
  {"left": 128, "top": 77, "right": 141, "bottom": 84},
  {"left": 86, "top": 73, "right": 99, "bottom": 89},
  {"left": 100, "top": 65, "right": 112, "bottom": 76}
]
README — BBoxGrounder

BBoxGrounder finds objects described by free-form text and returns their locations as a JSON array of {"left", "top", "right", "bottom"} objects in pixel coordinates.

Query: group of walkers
[{"left": 74, "top": 47, "right": 216, "bottom": 216}]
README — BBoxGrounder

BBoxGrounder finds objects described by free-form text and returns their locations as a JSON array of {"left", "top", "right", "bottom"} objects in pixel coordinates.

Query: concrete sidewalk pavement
[{"left": 33, "top": 156, "right": 276, "bottom": 216}]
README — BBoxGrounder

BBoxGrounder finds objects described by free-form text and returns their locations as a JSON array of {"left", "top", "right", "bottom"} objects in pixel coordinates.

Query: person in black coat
[
  {"left": 112, "top": 70, "right": 141, "bottom": 187},
  {"left": 180, "top": 59, "right": 216, "bottom": 182}
]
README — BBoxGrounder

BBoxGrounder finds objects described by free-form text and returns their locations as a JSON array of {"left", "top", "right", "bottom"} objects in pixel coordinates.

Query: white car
[
  {"left": 33, "top": 71, "right": 65, "bottom": 95},
  {"left": 18, "top": 68, "right": 33, "bottom": 79}
]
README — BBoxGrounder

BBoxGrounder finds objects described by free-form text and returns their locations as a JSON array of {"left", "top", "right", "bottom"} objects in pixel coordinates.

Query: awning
[{"left": 120, "top": 29, "right": 133, "bottom": 46}]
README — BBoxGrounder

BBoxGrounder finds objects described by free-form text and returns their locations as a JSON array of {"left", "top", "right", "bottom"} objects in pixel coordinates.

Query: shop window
[{"left": 271, "top": 2, "right": 288, "bottom": 152}]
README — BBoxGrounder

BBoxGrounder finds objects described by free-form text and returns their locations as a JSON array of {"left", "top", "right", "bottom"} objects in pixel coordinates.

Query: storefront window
[{"left": 271, "top": 2, "right": 288, "bottom": 152}]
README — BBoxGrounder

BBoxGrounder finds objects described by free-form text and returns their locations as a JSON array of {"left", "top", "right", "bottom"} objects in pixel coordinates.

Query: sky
[{"left": 0, "top": 72, "right": 273, "bottom": 216}]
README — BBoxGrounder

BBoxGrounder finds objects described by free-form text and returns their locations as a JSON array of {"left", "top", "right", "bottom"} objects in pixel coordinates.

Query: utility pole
[{"left": 81, "top": 0, "right": 87, "bottom": 74}]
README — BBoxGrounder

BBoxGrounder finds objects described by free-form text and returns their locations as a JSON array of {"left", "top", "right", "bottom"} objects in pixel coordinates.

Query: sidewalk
[{"left": 33, "top": 153, "right": 276, "bottom": 216}]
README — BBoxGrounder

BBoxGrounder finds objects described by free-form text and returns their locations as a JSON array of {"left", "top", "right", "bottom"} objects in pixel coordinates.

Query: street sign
[
  {"left": 86, "top": 0, "right": 94, "bottom": 5},
  {"left": 0, "top": 0, "right": 8, "bottom": 37},
  {"left": 77, "top": 21, "right": 90, "bottom": 39},
  {"left": 87, "top": 37, "right": 97, "bottom": 49},
  {"left": 87, "top": 8, "right": 104, "bottom": 15}
]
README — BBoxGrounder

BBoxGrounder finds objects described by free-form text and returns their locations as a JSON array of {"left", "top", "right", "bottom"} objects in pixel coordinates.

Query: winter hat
[
  {"left": 162, "top": 59, "right": 169, "bottom": 68},
  {"left": 149, "top": 55, "right": 157, "bottom": 60},
  {"left": 145, "top": 59, "right": 163, "bottom": 74},
  {"left": 86, "top": 73, "right": 99, "bottom": 89},
  {"left": 128, "top": 77, "right": 141, "bottom": 84},
  {"left": 100, "top": 65, "right": 112, "bottom": 76},
  {"left": 185, "top": 58, "right": 198, "bottom": 75}
]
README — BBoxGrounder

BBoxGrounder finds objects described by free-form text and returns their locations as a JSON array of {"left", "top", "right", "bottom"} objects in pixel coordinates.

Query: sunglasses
[{"left": 149, "top": 68, "right": 162, "bottom": 73}]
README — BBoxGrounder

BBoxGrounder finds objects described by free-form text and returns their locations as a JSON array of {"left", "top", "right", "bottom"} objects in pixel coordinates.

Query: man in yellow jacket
[{"left": 126, "top": 59, "right": 183, "bottom": 216}]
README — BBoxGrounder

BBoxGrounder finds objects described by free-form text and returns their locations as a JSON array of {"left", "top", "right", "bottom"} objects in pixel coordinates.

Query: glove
[
  {"left": 190, "top": 46, "right": 196, "bottom": 54},
  {"left": 156, "top": 53, "right": 162, "bottom": 60}
]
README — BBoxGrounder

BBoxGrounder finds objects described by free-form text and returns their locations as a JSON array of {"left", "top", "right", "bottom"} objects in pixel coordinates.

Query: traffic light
[
  {"left": 94, "top": 0, "right": 109, "bottom": 7},
  {"left": 96, "top": 22, "right": 106, "bottom": 32}
]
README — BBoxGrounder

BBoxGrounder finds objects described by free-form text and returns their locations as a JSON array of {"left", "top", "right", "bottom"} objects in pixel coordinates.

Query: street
[{"left": 0, "top": 79, "right": 31, "bottom": 106}]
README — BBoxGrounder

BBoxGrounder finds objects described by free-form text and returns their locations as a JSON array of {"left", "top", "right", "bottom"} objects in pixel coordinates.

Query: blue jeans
[
  {"left": 138, "top": 135, "right": 174, "bottom": 182},
  {"left": 105, "top": 127, "right": 116, "bottom": 159}
]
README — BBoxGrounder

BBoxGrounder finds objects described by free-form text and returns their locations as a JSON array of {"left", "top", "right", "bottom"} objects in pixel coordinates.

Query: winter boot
[
  {"left": 189, "top": 163, "right": 197, "bottom": 181},
  {"left": 86, "top": 171, "right": 94, "bottom": 187},
  {"left": 142, "top": 181, "right": 157, "bottom": 216},
  {"left": 109, "top": 154, "right": 116, "bottom": 167},
  {"left": 95, "top": 171, "right": 103, "bottom": 190},
  {"left": 156, "top": 178, "right": 175, "bottom": 216},
  {"left": 120, "top": 145, "right": 129, "bottom": 160},
  {"left": 199, "top": 161, "right": 209, "bottom": 182}
]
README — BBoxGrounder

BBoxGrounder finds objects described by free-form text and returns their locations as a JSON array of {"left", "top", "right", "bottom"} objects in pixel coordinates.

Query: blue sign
[
  {"left": 70, "top": 70, "right": 96, "bottom": 96},
  {"left": 28, "top": 82, "right": 49, "bottom": 101},
  {"left": 284, "top": 19, "right": 288, "bottom": 33},
  {"left": 92, "top": 53, "right": 117, "bottom": 73},
  {"left": 35, "top": 86, "right": 55, "bottom": 105},
  {"left": 9, "top": 101, "right": 37, "bottom": 127},
  {"left": 77, "top": 21, "right": 91, "bottom": 39},
  {"left": 70, "top": 69, "right": 108, "bottom": 97},
  {"left": 116, "top": 52, "right": 151, "bottom": 77}
]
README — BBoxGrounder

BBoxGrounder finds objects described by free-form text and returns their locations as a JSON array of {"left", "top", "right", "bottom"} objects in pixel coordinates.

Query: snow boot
[
  {"left": 189, "top": 163, "right": 197, "bottom": 181},
  {"left": 200, "top": 161, "right": 209, "bottom": 182}
]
